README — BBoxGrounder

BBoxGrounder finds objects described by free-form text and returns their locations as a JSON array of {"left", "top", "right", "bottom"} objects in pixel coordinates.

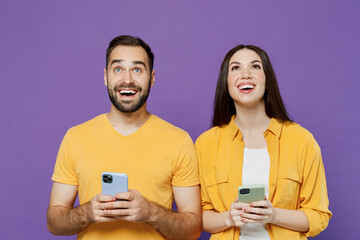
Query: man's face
[{"left": 104, "top": 46, "right": 155, "bottom": 113}]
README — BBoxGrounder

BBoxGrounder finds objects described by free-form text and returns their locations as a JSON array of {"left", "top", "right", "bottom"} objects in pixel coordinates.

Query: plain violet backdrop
[{"left": 1, "top": 0, "right": 359, "bottom": 239}]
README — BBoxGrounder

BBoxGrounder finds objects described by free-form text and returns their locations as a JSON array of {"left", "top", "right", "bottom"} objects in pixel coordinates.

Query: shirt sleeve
[
  {"left": 299, "top": 136, "right": 332, "bottom": 237},
  {"left": 51, "top": 131, "right": 78, "bottom": 185},
  {"left": 196, "top": 146, "right": 215, "bottom": 212},
  {"left": 171, "top": 133, "right": 200, "bottom": 187}
]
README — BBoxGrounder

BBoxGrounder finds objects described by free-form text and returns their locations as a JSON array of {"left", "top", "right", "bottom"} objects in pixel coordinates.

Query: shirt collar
[
  {"left": 228, "top": 116, "right": 283, "bottom": 141},
  {"left": 228, "top": 116, "right": 242, "bottom": 141},
  {"left": 266, "top": 118, "right": 283, "bottom": 138}
]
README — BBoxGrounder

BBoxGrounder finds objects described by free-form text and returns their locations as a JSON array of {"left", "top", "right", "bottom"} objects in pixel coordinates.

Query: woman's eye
[
  {"left": 231, "top": 66, "right": 240, "bottom": 71},
  {"left": 252, "top": 64, "right": 261, "bottom": 70}
]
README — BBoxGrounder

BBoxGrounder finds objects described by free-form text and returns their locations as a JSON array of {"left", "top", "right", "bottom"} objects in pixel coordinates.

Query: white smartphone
[
  {"left": 101, "top": 172, "right": 128, "bottom": 197},
  {"left": 238, "top": 184, "right": 265, "bottom": 203}
]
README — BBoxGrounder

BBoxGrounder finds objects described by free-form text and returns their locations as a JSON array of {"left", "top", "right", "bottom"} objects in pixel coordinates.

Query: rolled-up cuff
[{"left": 300, "top": 208, "right": 330, "bottom": 237}]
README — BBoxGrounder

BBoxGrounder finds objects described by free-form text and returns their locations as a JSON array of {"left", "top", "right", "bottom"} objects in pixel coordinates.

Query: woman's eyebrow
[
  {"left": 229, "top": 61, "right": 240, "bottom": 66},
  {"left": 251, "top": 60, "right": 262, "bottom": 64},
  {"left": 229, "top": 60, "right": 262, "bottom": 66}
]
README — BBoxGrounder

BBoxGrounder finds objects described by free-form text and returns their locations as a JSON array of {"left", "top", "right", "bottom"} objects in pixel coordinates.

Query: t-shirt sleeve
[
  {"left": 171, "top": 133, "right": 200, "bottom": 187},
  {"left": 51, "top": 131, "right": 78, "bottom": 185}
]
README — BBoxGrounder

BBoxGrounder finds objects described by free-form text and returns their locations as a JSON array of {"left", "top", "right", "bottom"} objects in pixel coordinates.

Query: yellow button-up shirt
[{"left": 195, "top": 118, "right": 331, "bottom": 240}]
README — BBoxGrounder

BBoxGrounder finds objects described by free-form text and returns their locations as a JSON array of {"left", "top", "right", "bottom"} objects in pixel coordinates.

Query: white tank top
[{"left": 240, "top": 147, "right": 271, "bottom": 240}]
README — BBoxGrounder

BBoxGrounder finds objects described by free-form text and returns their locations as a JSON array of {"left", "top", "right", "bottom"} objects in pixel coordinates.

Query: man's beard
[{"left": 107, "top": 80, "right": 151, "bottom": 113}]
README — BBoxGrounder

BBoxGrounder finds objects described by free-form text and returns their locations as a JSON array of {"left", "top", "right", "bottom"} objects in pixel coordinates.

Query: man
[{"left": 47, "top": 35, "right": 201, "bottom": 240}]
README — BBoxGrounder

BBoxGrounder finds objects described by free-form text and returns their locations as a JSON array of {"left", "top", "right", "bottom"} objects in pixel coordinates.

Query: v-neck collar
[{"left": 102, "top": 113, "right": 154, "bottom": 139}]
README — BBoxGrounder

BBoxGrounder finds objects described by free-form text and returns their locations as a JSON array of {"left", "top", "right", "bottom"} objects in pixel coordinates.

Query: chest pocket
[
  {"left": 203, "top": 170, "right": 229, "bottom": 211},
  {"left": 275, "top": 168, "right": 301, "bottom": 209}
]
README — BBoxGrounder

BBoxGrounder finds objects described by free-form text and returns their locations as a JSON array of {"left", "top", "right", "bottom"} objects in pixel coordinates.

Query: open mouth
[
  {"left": 239, "top": 84, "right": 255, "bottom": 90},
  {"left": 118, "top": 89, "right": 138, "bottom": 96}
]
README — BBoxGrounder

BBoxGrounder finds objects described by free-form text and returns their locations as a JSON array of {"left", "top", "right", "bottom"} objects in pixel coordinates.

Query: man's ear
[
  {"left": 104, "top": 68, "right": 107, "bottom": 86},
  {"left": 150, "top": 70, "right": 155, "bottom": 87}
]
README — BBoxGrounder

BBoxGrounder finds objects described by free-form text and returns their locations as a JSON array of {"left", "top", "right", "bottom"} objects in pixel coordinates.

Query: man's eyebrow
[
  {"left": 132, "top": 61, "right": 147, "bottom": 68},
  {"left": 110, "top": 59, "right": 124, "bottom": 67},
  {"left": 109, "top": 59, "right": 147, "bottom": 68}
]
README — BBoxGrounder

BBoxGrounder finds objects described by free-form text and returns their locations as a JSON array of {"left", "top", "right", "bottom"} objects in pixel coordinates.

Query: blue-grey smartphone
[{"left": 101, "top": 172, "right": 128, "bottom": 197}]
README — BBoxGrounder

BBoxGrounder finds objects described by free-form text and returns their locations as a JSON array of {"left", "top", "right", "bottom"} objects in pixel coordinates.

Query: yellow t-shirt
[
  {"left": 52, "top": 114, "right": 199, "bottom": 240},
  {"left": 195, "top": 117, "right": 332, "bottom": 240}
]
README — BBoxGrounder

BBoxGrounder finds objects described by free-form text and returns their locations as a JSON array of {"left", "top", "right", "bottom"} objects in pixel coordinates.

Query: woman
[{"left": 195, "top": 45, "right": 331, "bottom": 239}]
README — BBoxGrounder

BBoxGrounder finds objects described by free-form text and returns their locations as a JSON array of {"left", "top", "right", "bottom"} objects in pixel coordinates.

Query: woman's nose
[{"left": 241, "top": 68, "right": 252, "bottom": 79}]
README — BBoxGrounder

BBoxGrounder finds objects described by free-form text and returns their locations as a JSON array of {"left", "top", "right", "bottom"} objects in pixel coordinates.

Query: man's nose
[{"left": 122, "top": 70, "right": 134, "bottom": 84}]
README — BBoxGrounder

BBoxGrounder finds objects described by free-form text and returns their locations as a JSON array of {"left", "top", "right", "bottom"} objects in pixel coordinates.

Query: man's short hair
[{"left": 106, "top": 35, "right": 155, "bottom": 72}]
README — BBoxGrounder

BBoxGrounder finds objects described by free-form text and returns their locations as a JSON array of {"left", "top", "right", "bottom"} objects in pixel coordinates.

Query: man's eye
[
  {"left": 231, "top": 66, "right": 240, "bottom": 71},
  {"left": 133, "top": 68, "right": 141, "bottom": 73},
  {"left": 114, "top": 68, "right": 121, "bottom": 73}
]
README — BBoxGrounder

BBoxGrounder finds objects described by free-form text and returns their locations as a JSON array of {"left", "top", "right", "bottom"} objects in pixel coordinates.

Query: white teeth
[
  {"left": 120, "top": 90, "right": 136, "bottom": 94},
  {"left": 240, "top": 85, "right": 255, "bottom": 90}
]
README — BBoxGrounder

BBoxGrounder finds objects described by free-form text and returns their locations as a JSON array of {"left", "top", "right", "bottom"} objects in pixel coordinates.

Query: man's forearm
[
  {"left": 47, "top": 203, "right": 93, "bottom": 235},
  {"left": 147, "top": 202, "right": 201, "bottom": 240}
]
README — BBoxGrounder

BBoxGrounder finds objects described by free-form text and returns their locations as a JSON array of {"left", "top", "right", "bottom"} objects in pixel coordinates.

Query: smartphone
[
  {"left": 238, "top": 184, "right": 265, "bottom": 203},
  {"left": 101, "top": 172, "right": 128, "bottom": 197}
]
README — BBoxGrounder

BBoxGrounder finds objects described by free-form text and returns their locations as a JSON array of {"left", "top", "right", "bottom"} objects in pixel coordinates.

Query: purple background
[{"left": 1, "top": 1, "right": 359, "bottom": 239}]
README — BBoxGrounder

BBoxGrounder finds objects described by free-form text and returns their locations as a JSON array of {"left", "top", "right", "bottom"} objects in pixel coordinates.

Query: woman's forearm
[
  {"left": 271, "top": 208, "right": 309, "bottom": 232},
  {"left": 202, "top": 210, "right": 234, "bottom": 233}
]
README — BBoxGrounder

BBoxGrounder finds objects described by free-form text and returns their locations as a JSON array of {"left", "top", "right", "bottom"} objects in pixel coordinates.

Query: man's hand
[
  {"left": 88, "top": 194, "right": 118, "bottom": 223},
  {"left": 101, "top": 189, "right": 154, "bottom": 222}
]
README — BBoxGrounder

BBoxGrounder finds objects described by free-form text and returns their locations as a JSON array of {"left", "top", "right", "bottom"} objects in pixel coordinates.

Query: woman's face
[{"left": 227, "top": 48, "right": 266, "bottom": 108}]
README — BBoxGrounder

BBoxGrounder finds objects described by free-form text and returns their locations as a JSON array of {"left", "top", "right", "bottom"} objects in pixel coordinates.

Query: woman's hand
[
  {"left": 240, "top": 196, "right": 274, "bottom": 224},
  {"left": 228, "top": 198, "right": 250, "bottom": 228}
]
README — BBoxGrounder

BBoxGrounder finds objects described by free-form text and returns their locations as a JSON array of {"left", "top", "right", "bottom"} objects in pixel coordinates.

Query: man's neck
[{"left": 106, "top": 104, "right": 151, "bottom": 136}]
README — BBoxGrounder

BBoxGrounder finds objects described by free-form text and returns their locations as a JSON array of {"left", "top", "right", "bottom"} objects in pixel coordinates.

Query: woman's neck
[{"left": 234, "top": 101, "right": 271, "bottom": 134}]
